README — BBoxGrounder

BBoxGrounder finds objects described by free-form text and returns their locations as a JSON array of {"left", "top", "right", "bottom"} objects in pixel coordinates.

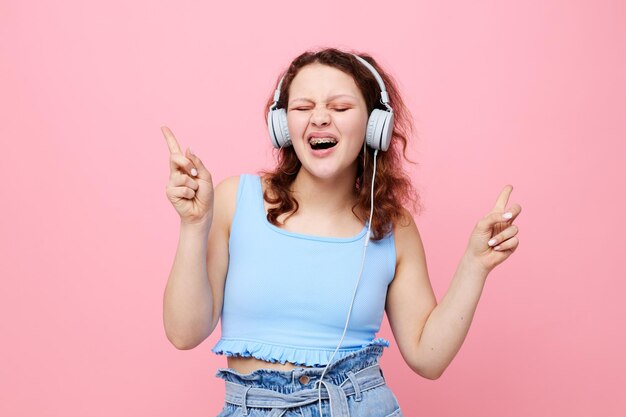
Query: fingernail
[
  {"left": 503, "top": 212, "right": 513, "bottom": 219},
  {"left": 189, "top": 147, "right": 194, "bottom": 155},
  {"left": 191, "top": 168, "right": 198, "bottom": 176},
  {"left": 494, "top": 245, "right": 502, "bottom": 251},
  {"left": 488, "top": 238, "right": 497, "bottom": 246}
]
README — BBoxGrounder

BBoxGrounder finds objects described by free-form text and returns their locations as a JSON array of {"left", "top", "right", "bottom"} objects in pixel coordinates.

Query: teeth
[{"left": 309, "top": 137, "right": 337, "bottom": 145}]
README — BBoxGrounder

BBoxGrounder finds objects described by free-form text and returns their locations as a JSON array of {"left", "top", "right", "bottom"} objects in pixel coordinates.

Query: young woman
[{"left": 162, "top": 48, "right": 522, "bottom": 417}]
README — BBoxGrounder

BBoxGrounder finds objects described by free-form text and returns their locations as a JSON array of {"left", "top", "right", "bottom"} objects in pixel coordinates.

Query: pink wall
[{"left": 1, "top": 0, "right": 624, "bottom": 416}]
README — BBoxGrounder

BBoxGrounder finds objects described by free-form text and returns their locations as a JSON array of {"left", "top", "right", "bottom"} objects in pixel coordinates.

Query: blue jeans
[{"left": 214, "top": 344, "right": 402, "bottom": 417}]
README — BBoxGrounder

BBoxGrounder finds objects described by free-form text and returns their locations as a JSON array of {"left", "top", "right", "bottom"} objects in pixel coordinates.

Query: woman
[{"left": 162, "top": 48, "right": 521, "bottom": 417}]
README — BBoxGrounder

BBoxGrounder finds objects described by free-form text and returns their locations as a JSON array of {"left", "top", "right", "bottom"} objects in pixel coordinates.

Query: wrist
[
  {"left": 180, "top": 218, "right": 212, "bottom": 236},
  {"left": 460, "top": 252, "right": 490, "bottom": 281}
]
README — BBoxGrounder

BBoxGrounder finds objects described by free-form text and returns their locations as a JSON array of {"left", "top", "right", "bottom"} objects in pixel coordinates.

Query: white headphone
[{"left": 267, "top": 54, "right": 395, "bottom": 151}]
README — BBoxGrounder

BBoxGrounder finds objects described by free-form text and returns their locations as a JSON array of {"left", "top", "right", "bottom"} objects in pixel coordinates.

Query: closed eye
[{"left": 290, "top": 107, "right": 350, "bottom": 112}]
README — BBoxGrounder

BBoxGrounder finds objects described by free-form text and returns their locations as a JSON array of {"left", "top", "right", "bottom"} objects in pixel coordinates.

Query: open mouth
[{"left": 309, "top": 137, "right": 338, "bottom": 150}]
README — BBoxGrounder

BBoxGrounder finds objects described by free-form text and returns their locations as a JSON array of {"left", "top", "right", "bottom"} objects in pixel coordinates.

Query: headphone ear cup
[
  {"left": 267, "top": 108, "right": 291, "bottom": 148},
  {"left": 365, "top": 109, "right": 394, "bottom": 151}
]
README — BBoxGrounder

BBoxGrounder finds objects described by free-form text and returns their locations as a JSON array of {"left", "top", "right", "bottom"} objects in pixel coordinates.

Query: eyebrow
[{"left": 288, "top": 94, "right": 358, "bottom": 105}]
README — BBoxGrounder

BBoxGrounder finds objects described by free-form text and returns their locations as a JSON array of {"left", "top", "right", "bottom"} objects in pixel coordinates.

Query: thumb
[{"left": 186, "top": 147, "right": 211, "bottom": 180}]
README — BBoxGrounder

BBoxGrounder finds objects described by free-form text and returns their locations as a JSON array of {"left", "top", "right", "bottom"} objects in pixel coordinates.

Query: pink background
[{"left": 1, "top": 1, "right": 625, "bottom": 416}]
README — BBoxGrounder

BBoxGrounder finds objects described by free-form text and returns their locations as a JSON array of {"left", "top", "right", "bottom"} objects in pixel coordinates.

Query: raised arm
[
  {"left": 161, "top": 126, "right": 237, "bottom": 350},
  {"left": 386, "top": 186, "right": 522, "bottom": 379}
]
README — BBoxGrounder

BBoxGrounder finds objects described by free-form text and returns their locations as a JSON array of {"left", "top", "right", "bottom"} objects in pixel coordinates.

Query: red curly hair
[{"left": 260, "top": 47, "right": 422, "bottom": 240}]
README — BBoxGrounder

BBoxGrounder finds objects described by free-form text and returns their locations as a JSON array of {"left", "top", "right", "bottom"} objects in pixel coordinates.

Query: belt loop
[
  {"left": 241, "top": 385, "right": 252, "bottom": 415},
  {"left": 345, "top": 371, "right": 362, "bottom": 402}
]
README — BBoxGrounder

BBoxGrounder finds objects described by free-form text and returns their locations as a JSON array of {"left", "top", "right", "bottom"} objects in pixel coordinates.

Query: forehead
[{"left": 288, "top": 63, "right": 364, "bottom": 100}]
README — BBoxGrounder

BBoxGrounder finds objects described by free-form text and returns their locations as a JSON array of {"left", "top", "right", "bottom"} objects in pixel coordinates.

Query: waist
[
  {"left": 226, "top": 355, "right": 317, "bottom": 374},
  {"left": 215, "top": 344, "right": 385, "bottom": 391},
  {"left": 215, "top": 345, "right": 387, "bottom": 416}
]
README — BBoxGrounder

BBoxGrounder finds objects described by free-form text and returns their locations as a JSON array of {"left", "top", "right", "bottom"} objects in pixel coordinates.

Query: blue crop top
[{"left": 211, "top": 174, "right": 396, "bottom": 367}]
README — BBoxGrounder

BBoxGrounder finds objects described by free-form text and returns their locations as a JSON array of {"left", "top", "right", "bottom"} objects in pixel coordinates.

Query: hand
[
  {"left": 162, "top": 126, "right": 214, "bottom": 227},
  {"left": 465, "top": 184, "right": 522, "bottom": 274}
]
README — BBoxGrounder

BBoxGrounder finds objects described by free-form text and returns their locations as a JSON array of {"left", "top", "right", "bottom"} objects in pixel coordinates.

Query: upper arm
[
  {"left": 385, "top": 208, "right": 437, "bottom": 374},
  {"left": 206, "top": 175, "right": 239, "bottom": 335}
]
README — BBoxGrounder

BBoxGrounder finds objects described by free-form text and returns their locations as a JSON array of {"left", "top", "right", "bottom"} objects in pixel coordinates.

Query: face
[{"left": 286, "top": 63, "right": 369, "bottom": 181}]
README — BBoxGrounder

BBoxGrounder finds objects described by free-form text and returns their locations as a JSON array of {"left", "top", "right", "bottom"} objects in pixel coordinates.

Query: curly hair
[{"left": 260, "top": 47, "right": 422, "bottom": 240}]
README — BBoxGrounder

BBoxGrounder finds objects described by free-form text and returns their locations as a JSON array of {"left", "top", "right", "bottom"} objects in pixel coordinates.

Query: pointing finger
[
  {"left": 493, "top": 184, "right": 513, "bottom": 212},
  {"left": 161, "top": 126, "right": 182, "bottom": 155}
]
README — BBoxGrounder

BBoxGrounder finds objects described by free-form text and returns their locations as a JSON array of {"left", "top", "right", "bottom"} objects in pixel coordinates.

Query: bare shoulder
[
  {"left": 393, "top": 207, "right": 415, "bottom": 230},
  {"left": 214, "top": 175, "right": 240, "bottom": 203},
  {"left": 392, "top": 207, "right": 424, "bottom": 263},
  {"left": 212, "top": 175, "right": 240, "bottom": 229}
]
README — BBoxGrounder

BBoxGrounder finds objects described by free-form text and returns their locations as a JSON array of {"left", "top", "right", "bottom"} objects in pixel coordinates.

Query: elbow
[
  {"left": 409, "top": 360, "right": 445, "bottom": 380},
  {"left": 172, "top": 340, "right": 195, "bottom": 350},
  {"left": 420, "top": 369, "right": 444, "bottom": 380},
  {"left": 164, "top": 318, "right": 216, "bottom": 350},
  {"left": 168, "top": 335, "right": 201, "bottom": 350},
  {"left": 165, "top": 330, "right": 204, "bottom": 350}
]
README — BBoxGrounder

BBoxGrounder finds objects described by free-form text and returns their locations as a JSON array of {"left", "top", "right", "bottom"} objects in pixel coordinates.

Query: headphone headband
[
  {"left": 351, "top": 55, "right": 390, "bottom": 107},
  {"left": 270, "top": 54, "right": 390, "bottom": 110}
]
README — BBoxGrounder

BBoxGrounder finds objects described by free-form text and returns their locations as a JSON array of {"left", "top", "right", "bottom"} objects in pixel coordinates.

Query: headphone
[{"left": 267, "top": 54, "right": 395, "bottom": 152}]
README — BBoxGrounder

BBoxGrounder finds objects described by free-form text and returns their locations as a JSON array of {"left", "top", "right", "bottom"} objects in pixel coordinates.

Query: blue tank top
[{"left": 211, "top": 174, "right": 396, "bottom": 366}]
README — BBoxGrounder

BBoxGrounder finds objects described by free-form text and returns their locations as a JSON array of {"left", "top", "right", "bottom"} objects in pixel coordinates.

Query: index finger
[
  {"left": 161, "top": 126, "right": 182, "bottom": 155},
  {"left": 492, "top": 184, "right": 513, "bottom": 212}
]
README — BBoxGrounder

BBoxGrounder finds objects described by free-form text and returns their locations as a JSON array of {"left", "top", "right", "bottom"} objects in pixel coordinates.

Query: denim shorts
[{"left": 214, "top": 344, "right": 402, "bottom": 417}]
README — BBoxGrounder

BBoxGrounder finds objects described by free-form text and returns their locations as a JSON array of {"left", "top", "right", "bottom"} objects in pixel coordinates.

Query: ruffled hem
[{"left": 211, "top": 337, "right": 390, "bottom": 367}]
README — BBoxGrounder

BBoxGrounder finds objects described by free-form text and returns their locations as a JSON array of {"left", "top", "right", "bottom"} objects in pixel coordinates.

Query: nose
[{"left": 310, "top": 105, "right": 330, "bottom": 126}]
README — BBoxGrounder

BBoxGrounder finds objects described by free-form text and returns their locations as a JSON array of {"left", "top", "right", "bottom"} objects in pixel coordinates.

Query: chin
[{"left": 302, "top": 164, "right": 356, "bottom": 182}]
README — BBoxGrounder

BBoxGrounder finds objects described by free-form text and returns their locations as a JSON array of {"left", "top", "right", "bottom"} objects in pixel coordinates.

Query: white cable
[{"left": 315, "top": 149, "right": 379, "bottom": 416}]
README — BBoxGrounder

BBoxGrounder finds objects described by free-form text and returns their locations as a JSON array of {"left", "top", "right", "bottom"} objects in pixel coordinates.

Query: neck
[{"left": 291, "top": 166, "right": 358, "bottom": 215}]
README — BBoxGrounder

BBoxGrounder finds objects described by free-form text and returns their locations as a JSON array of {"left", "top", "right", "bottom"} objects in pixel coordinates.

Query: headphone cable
[{"left": 314, "top": 149, "right": 379, "bottom": 416}]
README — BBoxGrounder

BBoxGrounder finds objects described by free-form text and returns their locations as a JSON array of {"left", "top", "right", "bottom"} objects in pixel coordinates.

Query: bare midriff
[{"left": 227, "top": 355, "right": 317, "bottom": 374}]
